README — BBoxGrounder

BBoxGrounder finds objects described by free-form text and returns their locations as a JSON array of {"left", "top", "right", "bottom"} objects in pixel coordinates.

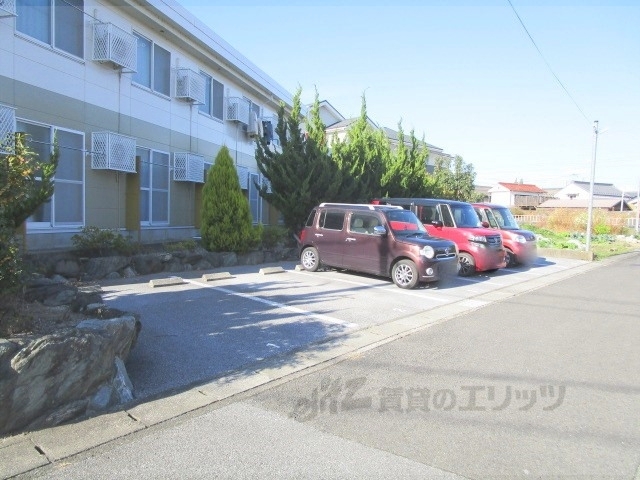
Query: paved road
[
  {"left": 100, "top": 256, "right": 594, "bottom": 400},
  {"left": 4, "top": 253, "right": 640, "bottom": 479}
]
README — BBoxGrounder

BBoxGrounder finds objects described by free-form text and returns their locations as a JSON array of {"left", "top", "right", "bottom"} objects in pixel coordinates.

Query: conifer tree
[
  {"left": 330, "top": 94, "right": 388, "bottom": 202},
  {"left": 255, "top": 88, "right": 341, "bottom": 235},
  {"left": 200, "top": 146, "right": 257, "bottom": 253},
  {"left": 382, "top": 122, "right": 436, "bottom": 198}
]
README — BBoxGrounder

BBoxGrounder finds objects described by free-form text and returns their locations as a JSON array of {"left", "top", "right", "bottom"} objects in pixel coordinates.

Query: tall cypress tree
[
  {"left": 200, "top": 146, "right": 257, "bottom": 253},
  {"left": 255, "top": 88, "right": 341, "bottom": 235},
  {"left": 331, "top": 94, "right": 388, "bottom": 202}
]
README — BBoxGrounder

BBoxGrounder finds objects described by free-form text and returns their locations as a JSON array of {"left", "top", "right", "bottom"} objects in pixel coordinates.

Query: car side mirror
[
  {"left": 373, "top": 225, "right": 387, "bottom": 236},
  {"left": 481, "top": 221, "right": 490, "bottom": 228},
  {"left": 431, "top": 220, "right": 444, "bottom": 228}
]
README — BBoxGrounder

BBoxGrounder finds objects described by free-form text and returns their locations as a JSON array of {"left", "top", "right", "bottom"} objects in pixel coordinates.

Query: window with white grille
[
  {"left": 93, "top": 22, "right": 137, "bottom": 71},
  {"left": 91, "top": 131, "right": 136, "bottom": 173},
  {"left": 175, "top": 68, "right": 205, "bottom": 104},
  {"left": 174, "top": 153, "right": 204, "bottom": 183},
  {"left": 0, "top": 104, "right": 16, "bottom": 154},
  {"left": 16, "top": 0, "right": 84, "bottom": 58}
]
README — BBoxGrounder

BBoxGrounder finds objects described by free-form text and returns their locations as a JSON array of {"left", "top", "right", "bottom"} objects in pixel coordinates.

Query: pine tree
[
  {"left": 200, "top": 146, "right": 257, "bottom": 253},
  {"left": 255, "top": 88, "right": 342, "bottom": 235}
]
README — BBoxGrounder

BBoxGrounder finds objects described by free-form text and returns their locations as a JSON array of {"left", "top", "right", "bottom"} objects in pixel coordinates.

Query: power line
[{"left": 507, "top": 0, "right": 591, "bottom": 124}]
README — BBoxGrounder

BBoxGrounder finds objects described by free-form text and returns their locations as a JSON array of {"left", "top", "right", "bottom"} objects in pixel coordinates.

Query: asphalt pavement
[{"left": 2, "top": 252, "right": 639, "bottom": 479}]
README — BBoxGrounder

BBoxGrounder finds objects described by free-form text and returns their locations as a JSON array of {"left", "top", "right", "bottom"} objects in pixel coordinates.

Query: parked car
[
  {"left": 472, "top": 203, "right": 537, "bottom": 267},
  {"left": 374, "top": 198, "right": 507, "bottom": 276},
  {"left": 298, "top": 203, "right": 459, "bottom": 289}
]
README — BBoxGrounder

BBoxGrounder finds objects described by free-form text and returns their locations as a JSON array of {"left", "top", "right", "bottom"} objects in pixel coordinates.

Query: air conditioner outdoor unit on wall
[
  {"left": 226, "top": 97, "right": 250, "bottom": 125},
  {"left": 93, "top": 22, "right": 137, "bottom": 72},
  {"left": 0, "top": 104, "right": 16, "bottom": 154},
  {"left": 175, "top": 69, "right": 206, "bottom": 104},
  {"left": 0, "top": 0, "right": 16, "bottom": 17},
  {"left": 174, "top": 153, "right": 204, "bottom": 183},
  {"left": 91, "top": 132, "right": 136, "bottom": 173}
]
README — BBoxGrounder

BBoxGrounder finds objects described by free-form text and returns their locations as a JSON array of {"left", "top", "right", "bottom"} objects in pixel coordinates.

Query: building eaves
[{"left": 132, "top": 0, "right": 293, "bottom": 109}]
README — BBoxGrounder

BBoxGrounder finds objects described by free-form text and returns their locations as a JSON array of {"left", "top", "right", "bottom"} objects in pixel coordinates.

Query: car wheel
[
  {"left": 392, "top": 259, "right": 419, "bottom": 289},
  {"left": 301, "top": 247, "right": 320, "bottom": 272},
  {"left": 505, "top": 248, "right": 517, "bottom": 268},
  {"left": 458, "top": 252, "right": 476, "bottom": 276}
]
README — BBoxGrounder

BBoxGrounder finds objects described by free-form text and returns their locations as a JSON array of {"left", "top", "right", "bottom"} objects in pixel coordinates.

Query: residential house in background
[
  {"left": 537, "top": 180, "right": 633, "bottom": 211},
  {"left": 1, "top": 0, "right": 292, "bottom": 251},
  {"left": 488, "top": 182, "right": 548, "bottom": 209},
  {"left": 553, "top": 181, "right": 632, "bottom": 201},
  {"left": 319, "top": 103, "right": 453, "bottom": 175}
]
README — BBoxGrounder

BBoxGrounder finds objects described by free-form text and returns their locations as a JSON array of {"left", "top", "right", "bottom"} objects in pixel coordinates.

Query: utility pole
[
  {"left": 585, "top": 120, "right": 598, "bottom": 253},
  {"left": 636, "top": 178, "right": 639, "bottom": 234}
]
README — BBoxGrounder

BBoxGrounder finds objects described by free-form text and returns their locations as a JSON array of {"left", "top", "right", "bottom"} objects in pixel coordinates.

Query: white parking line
[
  {"left": 291, "top": 269, "right": 451, "bottom": 302},
  {"left": 183, "top": 278, "right": 359, "bottom": 329}
]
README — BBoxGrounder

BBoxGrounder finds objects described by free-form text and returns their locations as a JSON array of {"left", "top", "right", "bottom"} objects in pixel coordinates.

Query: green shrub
[
  {"left": 0, "top": 227, "right": 23, "bottom": 294},
  {"left": 593, "top": 223, "right": 611, "bottom": 235},
  {"left": 71, "top": 226, "right": 136, "bottom": 256},
  {"left": 260, "top": 225, "right": 288, "bottom": 249},
  {"left": 200, "top": 146, "right": 259, "bottom": 253},
  {"left": 164, "top": 239, "right": 198, "bottom": 252}
]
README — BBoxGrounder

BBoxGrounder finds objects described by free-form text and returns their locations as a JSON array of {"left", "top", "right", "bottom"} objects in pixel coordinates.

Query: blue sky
[{"left": 184, "top": 1, "right": 639, "bottom": 192}]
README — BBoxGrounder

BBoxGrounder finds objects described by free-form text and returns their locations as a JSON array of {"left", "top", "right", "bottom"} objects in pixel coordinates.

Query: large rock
[
  {"left": 84, "top": 256, "right": 130, "bottom": 280},
  {"left": 0, "top": 315, "right": 141, "bottom": 435}
]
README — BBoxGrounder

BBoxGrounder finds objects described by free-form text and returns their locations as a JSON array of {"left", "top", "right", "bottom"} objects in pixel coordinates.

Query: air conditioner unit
[
  {"left": 0, "top": 0, "right": 16, "bottom": 18},
  {"left": 226, "top": 97, "right": 250, "bottom": 125},
  {"left": 0, "top": 104, "right": 16, "bottom": 154},
  {"left": 175, "top": 69, "right": 206, "bottom": 104},
  {"left": 93, "top": 22, "right": 137, "bottom": 72},
  {"left": 174, "top": 153, "right": 204, "bottom": 183},
  {"left": 91, "top": 132, "right": 136, "bottom": 173}
]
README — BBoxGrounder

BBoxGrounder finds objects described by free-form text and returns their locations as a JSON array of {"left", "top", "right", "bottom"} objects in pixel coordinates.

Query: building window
[
  {"left": 137, "top": 147, "right": 169, "bottom": 225},
  {"left": 16, "top": 0, "right": 84, "bottom": 59},
  {"left": 199, "top": 72, "right": 224, "bottom": 120},
  {"left": 132, "top": 33, "right": 170, "bottom": 96},
  {"left": 248, "top": 172, "right": 261, "bottom": 224},
  {"left": 16, "top": 120, "right": 84, "bottom": 227}
]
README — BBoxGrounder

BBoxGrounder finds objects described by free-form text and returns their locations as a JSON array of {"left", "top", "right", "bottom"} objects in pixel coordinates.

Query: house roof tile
[{"left": 497, "top": 182, "right": 547, "bottom": 193}]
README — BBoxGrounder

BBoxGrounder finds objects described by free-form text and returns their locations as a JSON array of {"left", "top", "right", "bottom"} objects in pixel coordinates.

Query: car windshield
[
  {"left": 492, "top": 207, "right": 520, "bottom": 229},
  {"left": 450, "top": 204, "right": 482, "bottom": 228},
  {"left": 385, "top": 209, "right": 428, "bottom": 236}
]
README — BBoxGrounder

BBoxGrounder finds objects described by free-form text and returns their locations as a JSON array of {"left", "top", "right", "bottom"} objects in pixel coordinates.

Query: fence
[{"left": 514, "top": 210, "right": 637, "bottom": 230}]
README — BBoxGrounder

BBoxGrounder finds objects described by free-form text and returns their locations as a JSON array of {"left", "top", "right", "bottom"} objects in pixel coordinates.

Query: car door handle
[
  {"left": 314, "top": 233, "right": 323, "bottom": 237},
  {"left": 346, "top": 237, "right": 356, "bottom": 242}
]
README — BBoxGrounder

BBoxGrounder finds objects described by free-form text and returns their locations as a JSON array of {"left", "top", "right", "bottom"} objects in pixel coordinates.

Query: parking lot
[{"left": 99, "top": 256, "right": 600, "bottom": 401}]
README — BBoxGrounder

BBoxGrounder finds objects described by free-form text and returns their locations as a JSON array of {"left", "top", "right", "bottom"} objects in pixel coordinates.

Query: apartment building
[{"left": 0, "top": 0, "right": 292, "bottom": 251}]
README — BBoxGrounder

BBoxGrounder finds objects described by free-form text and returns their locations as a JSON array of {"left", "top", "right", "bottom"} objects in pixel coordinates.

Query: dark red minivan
[{"left": 298, "top": 203, "right": 459, "bottom": 289}]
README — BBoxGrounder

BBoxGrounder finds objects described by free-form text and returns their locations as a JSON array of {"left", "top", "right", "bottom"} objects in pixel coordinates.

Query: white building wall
[
  {"left": 1, "top": 0, "right": 293, "bottom": 251},
  {"left": 489, "top": 190, "right": 513, "bottom": 206}
]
